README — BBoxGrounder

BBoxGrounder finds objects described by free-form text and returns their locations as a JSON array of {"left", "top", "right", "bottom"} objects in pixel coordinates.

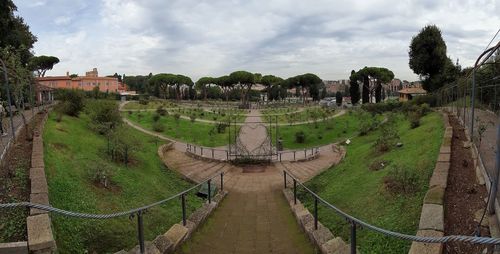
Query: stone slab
[
  {"left": 164, "top": 224, "right": 188, "bottom": 249},
  {"left": 408, "top": 230, "right": 444, "bottom": 254},
  {"left": 418, "top": 204, "right": 444, "bottom": 231},
  {"left": 437, "top": 153, "right": 451, "bottom": 163},
  {"left": 439, "top": 145, "right": 451, "bottom": 154},
  {"left": 31, "top": 154, "right": 44, "bottom": 168},
  {"left": 27, "top": 214, "right": 55, "bottom": 251},
  {"left": 152, "top": 235, "right": 173, "bottom": 254},
  {"left": 188, "top": 204, "right": 212, "bottom": 227},
  {"left": 128, "top": 241, "right": 160, "bottom": 254},
  {"left": 429, "top": 163, "right": 450, "bottom": 189},
  {"left": 30, "top": 193, "right": 50, "bottom": 215},
  {"left": 311, "top": 223, "right": 334, "bottom": 247},
  {"left": 29, "top": 167, "right": 45, "bottom": 179},
  {"left": 321, "top": 237, "right": 350, "bottom": 254},
  {"left": 423, "top": 186, "right": 445, "bottom": 205},
  {"left": 0, "top": 241, "right": 28, "bottom": 254},
  {"left": 31, "top": 176, "right": 48, "bottom": 194}
]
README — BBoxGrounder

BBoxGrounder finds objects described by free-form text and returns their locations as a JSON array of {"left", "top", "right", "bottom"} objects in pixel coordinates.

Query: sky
[{"left": 14, "top": 0, "right": 500, "bottom": 82}]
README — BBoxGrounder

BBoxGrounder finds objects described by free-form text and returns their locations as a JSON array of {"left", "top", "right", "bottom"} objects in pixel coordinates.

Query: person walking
[{"left": 0, "top": 102, "right": 7, "bottom": 137}]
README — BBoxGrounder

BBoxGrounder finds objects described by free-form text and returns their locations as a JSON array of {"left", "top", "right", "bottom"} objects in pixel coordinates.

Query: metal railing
[
  {"left": 186, "top": 143, "right": 229, "bottom": 160},
  {"left": 277, "top": 147, "right": 320, "bottom": 162},
  {"left": 282, "top": 169, "right": 500, "bottom": 253},
  {"left": 0, "top": 171, "right": 225, "bottom": 254}
]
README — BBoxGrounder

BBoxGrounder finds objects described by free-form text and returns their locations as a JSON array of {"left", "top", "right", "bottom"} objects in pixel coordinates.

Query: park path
[
  {"left": 174, "top": 110, "right": 316, "bottom": 254},
  {"left": 0, "top": 106, "right": 46, "bottom": 162}
]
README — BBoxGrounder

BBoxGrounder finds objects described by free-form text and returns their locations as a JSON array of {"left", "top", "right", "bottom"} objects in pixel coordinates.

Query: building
[
  {"left": 398, "top": 87, "right": 427, "bottom": 101},
  {"left": 36, "top": 68, "right": 127, "bottom": 93},
  {"left": 323, "top": 80, "right": 348, "bottom": 95},
  {"left": 34, "top": 83, "right": 54, "bottom": 104}
]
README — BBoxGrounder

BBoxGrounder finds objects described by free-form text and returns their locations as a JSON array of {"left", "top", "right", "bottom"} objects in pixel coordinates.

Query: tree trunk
[
  {"left": 362, "top": 76, "right": 370, "bottom": 104},
  {"left": 375, "top": 80, "right": 382, "bottom": 103}
]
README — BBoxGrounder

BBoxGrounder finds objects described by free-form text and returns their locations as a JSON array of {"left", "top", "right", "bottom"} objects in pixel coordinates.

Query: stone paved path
[{"left": 236, "top": 110, "right": 271, "bottom": 157}]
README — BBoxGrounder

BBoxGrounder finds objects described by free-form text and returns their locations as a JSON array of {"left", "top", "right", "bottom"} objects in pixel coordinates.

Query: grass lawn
[
  {"left": 122, "top": 100, "right": 177, "bottom": 110},
  {"left": 44, "top": 113, "right": 203, "bottom": 253},
  {"left": 125, "top": 111, "right": 231, "bottom": 147},
  {"left": 263, "top": 106, "right": 337, "bottom": 124},
  {"left": 298, "top": 112, "right": 444, "bottom": 253},
  {"left": 168, "top": 107, "right": 247, "bottom": 122},
  {"left": 276, "top": 111, "right": 364, "bottom": 149}
]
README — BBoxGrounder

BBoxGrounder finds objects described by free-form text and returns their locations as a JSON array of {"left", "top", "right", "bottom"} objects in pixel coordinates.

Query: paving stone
[
  {"left": 423, "top": 186, "right": 445, "bottom": 205},
  {"left": 30, "top": 193, "right": 49, "bottom": 215},
  {"left": 299, "top": 213, "right": 315, "bottom": 229},
  {"left": 311, "top": 223, "right": 334, "bottom": 247},
  {"left": 27, "top": 214, "right": 55, "bottom": 251},
  {"left": 31, "top": 176, "right": 48, "bottom": 194},
  {"left": 188, "top": 204, "right": 212, "bottom": 227},
  {"left": 321, "top": 237, "right": 350, "bottom": 254},
  {"left": 152, "top": 235, "right": 173, "bottom": 254},
  {"left": 0, "top": 241, "right": 28, "bottom": 254},
  {"left": 31, "top": 154, "right": 44, "bottom": 168},
  {"left": 429, "top": 163, "right": 449, "bottom": 188},
  {"left": 418, "top": 204, "right": 444, "bottom": 231},
  {"left": 128, "top": 241, "right": 161, "bottom": 254},
  {"left": 408, "top": 230, "right": 443, "bottom": 254},
  {"left": 437, "top": 153, "right": 451, "bottom": 162},
  {"left": 439, "top": 145, "right": 451, "bottom": 154},
  {"left": 164, "top": 224, "right": 188, "bottom": 249},
  {"left": 29, "top": 167, "right": 45, "bottom": 179}
]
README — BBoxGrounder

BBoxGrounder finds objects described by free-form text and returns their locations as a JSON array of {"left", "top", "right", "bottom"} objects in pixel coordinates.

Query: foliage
[
  {"left": 87, "top": 162, "right": 114, "bottom": 189},
  {"left": 109, "top": 126, "right": 141, "bottom": 166},
  {"left": 215, "top": 122, "right": 228, "bottom": 133},
  {"left": 335, "top": 91, "right": 343, "bottom": 106},
  {"left": 28, "top": 55, "right": 59, "bottom": 77},
  {"left": 349, "top": 70, "right": 360, "bottom": 105},
  {"left": 409, "top": 25, "right": 459, "bottom": 92},
  {"left": 412, "top": 94, "right": 437, "bottom": 107},
  {"left": 351, "top": 67, "right": 395, "bottom": 103},
  {"left": 152, "top": 121, "right": 165, "bottom": 132},
  {"left": 295, "top": 131, "right": 306, "bottom": 143},
  {"left": 54, "top": 89, "right": 85, "bottom": 116},
  {"left": 156, "top": 106, "right": 167, "bottom": 116},
  {"left": 383, "top": 164, "right": 421, "bottom": 195},
  {"left": 408, "top": 111, "right": 421, "bottom": 129},
  {"left": 152, "top": 113, "right": 161, "bottom": 122},
  {"left": 357, "top": 111, "right": 378, "bottom": 136},
  {"left": 374, "top": 115, "right": 400, "bottom": 152},
  {"left": 85, "top": 100, "right": 122, "bottom": 134}
]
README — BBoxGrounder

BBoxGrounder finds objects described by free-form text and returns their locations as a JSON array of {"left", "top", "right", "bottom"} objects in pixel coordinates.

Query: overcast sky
[{"left": 14, "top": 0, "right": 500, "bottom": 81}]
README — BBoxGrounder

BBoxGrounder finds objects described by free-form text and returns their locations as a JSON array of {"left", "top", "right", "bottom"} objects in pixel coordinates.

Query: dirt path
[
  {"left": 177, "top": 165, "right": 315, "bottom": 254},
  {"left": 444, "top": 115, "right": 490, "bottom": 254}
]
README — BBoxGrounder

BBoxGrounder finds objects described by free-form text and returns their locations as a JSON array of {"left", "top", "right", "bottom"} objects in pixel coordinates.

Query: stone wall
[
  {"left": 408, "top": 111, "right": 452, "bottom": 254},
  {"left": 114, "top": 191, "right": 227, "bottom": 254},
  {"left": 0, "top": 111, "right": 55, "bottom": 254}
]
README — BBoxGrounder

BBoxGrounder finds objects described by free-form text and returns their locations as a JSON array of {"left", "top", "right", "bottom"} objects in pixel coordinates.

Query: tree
[
  {"left": 215, "top": 75, "right": 233, "bottom": 102},
  {"left": 229, "top": 71, "right": 255, "bottom": 107},
  {"left": 28, "top": 55, "right": 59, "bottom": 77},
  {"left": 335, "top": 91, "right": 343, "bottom": 106},
  {"left": 349, "top": 70, "right": 360, "bottom": 105},
  {"left": 0, "top": 0, "right": 37, "bottom": 64},
  {"left": 409, "top": 25, "right": 457, "bottom": 92},
  {"left": 261, "top": 75, "right": 283, "bottom": 102},
  {"left": 196, "top": 77, "right": 215, "bottom": 101},
  {"left": 370, "top": 67, "right": 394, "bottom": 103}
]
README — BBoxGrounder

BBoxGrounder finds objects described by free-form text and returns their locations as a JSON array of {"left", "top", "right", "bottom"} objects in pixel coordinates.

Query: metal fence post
[
  {"left": 181, "top": 194, "right": 186, "bottom": 226},
  {"left": 314, "top": 197, "right": 318, "bottom": 230},
  {"left": 489, "top": 122, "right": 500, "bottom": 214},
  {"left": 208, "top": 179, "right": 212, "bottom": 204},
  {"left": 284, "top": 171, "right": 287, "bottom": 188},
  {"left": 293, "top": 151, "right": 296, "bottom": 161},
  {"left": 293, "top": 179, "right": 297, "bottom": 205},
  {"left": 304, "top": 149, "right": 306, "bottom": 158},
  {"left": 279, "top": 153, "right": 282, "bottom": 162},
  {"left": 137, "top": 211, "right": 145, "bottom": 254},
  {"left": 212, "top": 149, "right": 214, "bottom": 158},
  {"left": 201, "top": 147, "right": 203, "bottom": 156},
  {"left": 350, "top": 221, "right": 356, "bottom": 254},
  {"left": 220, "top": 172, "right": 224, "bottom": 192}
]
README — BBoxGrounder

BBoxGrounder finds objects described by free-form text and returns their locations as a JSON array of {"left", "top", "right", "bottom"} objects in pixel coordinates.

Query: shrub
[
  {"left": 87, "top": 162, "right": 114, "bottom": 189},
  {"left": 54, "top": 89, "right": 85, "bottom": 116},
  {"left": 295, "top": 131, "right": 306, "bottom": 143},
  {"left": 190, "top": 115, "right": 196, "bottom": 122},
  {"left": 374, "top": 116, "right": 399, "bottom": 152},
  {"left": 156, "top": 106, "right": 167, "bottom": 116},
  {"left": 216, "top": 122, "right": 228, "bottom": 133},
  {"left": 383, "top": 165, "right": 420, "bottom": 195},
  {"left": 152, "top": 121, "right": 164, "bottom": 132},
  {"left": 412, "top": 94, "right": 437, "bottom": 107},
  {"left": 408, "top": 112, "right": 421, "bottom": 129},
  {"left": 109, "top": 126, "right": 141, "bottom": 166},
  {"left": 85, "top": 100, "right": 122, "bottom": 134},
  {"left": 152, "top": 113, "right": 161, "bottom": 122}
]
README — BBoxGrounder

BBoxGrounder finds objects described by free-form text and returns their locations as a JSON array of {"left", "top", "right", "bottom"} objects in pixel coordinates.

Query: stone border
[
  {"left": 114, "top": 191, "right": 228, "bottom": 254},
  {"left": 408, "top": 111, "right": 452, "bottom": 254},
  {"left": 281, "top": 189, "right": 357, "bottom": 253},
  {"left": 0, "top": 110, "right": 55, "bottom": 254}
]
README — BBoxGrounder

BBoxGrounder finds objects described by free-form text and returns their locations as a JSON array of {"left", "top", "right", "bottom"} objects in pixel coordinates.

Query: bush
[
  {"left": 190, "top": 115, "right": 196, "bottom": 122},
  {"left": 87, "top": 162, "right": 114, "bottom": 189},
  {"left": 152, "top": 121, "right": 164, "bottom": 132},
  {"left": 55, "top": 89, "right": 85, "bottom": 116},
  {"left": 215, "top": 122, "right": 228, "bottom": 133},
  {"left": 156, "top": 106, "right": 167, "bottom": 116},
  {"left": 295, "top": 131, "right": 306, "bottom": 143},
  {"left": 412, "top": 94, "right": 437, "bottom": 107},
  {"left": 374, "top": 116, "right": 399, "bottom": 152},
  {"left": 383, "top": 165, "right": 420, "bottom": 195},
  {"left": 362, "top": 100, "right": 402, "bottom": 114},
  {"left": 152, "top": 113, "right": 161, "bottom": 122},
  {"left": 85, "top": 100, "right": 122, "bottom": 134},
  {"left": 408, "top": 112, "right": 421, "bottom": 129}
]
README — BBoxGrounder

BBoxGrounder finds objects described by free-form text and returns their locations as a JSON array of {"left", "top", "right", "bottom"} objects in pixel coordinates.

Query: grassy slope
[
  {"left": 125, "top": 111, "right": 230, "bottom": 147},
  {"left": 299, "top": 112, "right": 444, "bottom": 253},
  {"left": 44, "top": 113, "right": 202, "bottom": 253},
  {"left": 276, "top": 112, "right": 362, "bottom": 149},
  {"left": 122, "top": 100, "right": 177, "bottom": 110}
]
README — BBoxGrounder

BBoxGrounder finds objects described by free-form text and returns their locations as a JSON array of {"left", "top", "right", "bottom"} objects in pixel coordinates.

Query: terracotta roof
[{"left": 398, "top": 87, "right": 427, "bottom": 94}]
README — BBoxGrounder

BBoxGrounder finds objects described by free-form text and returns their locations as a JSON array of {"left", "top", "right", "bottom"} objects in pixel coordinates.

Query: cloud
[{"left": 14, "top": 0, "right": 500, "bottom": 81}]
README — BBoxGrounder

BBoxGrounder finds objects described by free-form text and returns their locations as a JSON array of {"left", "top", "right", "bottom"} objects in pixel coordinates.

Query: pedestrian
[{"left": 0, "top": 102, "right": 7, "bottom": 137}]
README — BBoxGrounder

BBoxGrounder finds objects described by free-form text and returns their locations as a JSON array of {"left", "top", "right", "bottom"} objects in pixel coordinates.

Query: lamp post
[{"left": 0, "top": 58, "right": 16, "bottom": 139}]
